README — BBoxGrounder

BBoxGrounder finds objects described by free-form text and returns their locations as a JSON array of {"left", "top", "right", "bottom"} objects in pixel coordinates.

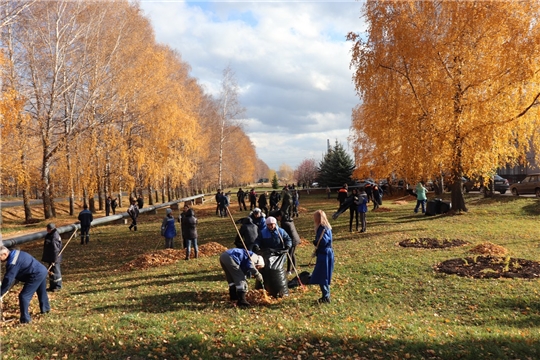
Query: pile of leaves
[
  {"left": 373, "top": 207, "right": 392, "bottom": 212},
  {"left": 298, "top": 237, "right": 311, "bottom": 247},
  {"left": 393, "top": 200, "right": 409, "bottom": 205},
  {"left": 434, "top": 256, "right": 540, "bottom": 279},
  {"left": 121, "top": 242, "right": 227, "bottom": 270},
  {"left": 245, "top": 289, "right": 281, "bottom": 305},
  {"left": 469, "top": 242, "right": 508, "bottom": 256},
  {"left": 399, "top": 238, "right": 469, "bottom": 249}
]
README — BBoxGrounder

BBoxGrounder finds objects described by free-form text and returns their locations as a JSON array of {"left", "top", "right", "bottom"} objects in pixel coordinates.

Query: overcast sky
[{"left": 139, "top": 0, "right": 366, "bottom": 171}]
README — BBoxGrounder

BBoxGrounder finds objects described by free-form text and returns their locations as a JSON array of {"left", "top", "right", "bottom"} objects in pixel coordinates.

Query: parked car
[
  {"left": 444, "top": 177, "right": 467, "bottom": 192},
  {"left": 510, "top": 173, "right": 540, "bottom": 197},
  {"left": 311, "top": 182, "right": 319, "bottom": 188},
  {"left": 463, "top": 175, "right": 509, "bottom": 194}
]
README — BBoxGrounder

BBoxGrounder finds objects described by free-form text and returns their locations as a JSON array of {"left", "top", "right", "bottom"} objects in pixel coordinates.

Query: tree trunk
[
  {"left": 23, "top": 188, "right": 33, "bottom": 223},
  {"left": 450, "top": 181, "right": 467, "bottom": 212},
  {"left": 41, "top": 156, "right": 54, "bottom": 219},
  {"left": 148, "top": 185, "right": 154, "bottom": 205}
]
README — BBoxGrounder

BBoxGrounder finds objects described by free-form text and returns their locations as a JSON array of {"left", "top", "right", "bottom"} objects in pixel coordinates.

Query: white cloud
[{"left": 140, "top": 0, "right": 366, "bottom": 170}]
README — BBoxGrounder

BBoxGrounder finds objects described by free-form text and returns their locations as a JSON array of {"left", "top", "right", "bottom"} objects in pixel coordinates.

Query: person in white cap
[
  {"left": 219, "top": 249, "right": 265, "bottom": 307},
  {"left": 161, "top": 208, "right": 177, "bottom": 249},
  {"left": 254, "top": 216, "right": 292, "bottom": 251}
]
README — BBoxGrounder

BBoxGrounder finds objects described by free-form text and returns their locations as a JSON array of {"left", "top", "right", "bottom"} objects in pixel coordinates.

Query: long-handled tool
[
  {"left": 225, "top": 207, "right": 268, "bottom": 299},
  {"left": 47, "top": 229, "right": 78, "bottom": 273},
  {"left": 308, "top": 229, "right": 326, "bottom": 267},
  {"left": 276, "top": 231, "right": 305, "bottom": 289}
]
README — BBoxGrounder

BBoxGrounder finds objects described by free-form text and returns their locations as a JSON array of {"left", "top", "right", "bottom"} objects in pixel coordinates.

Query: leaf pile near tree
[
  {"left": 469, "top": 242, "right": 508, "bottom": 256},
  {"left": 121, "top": 242, "right": 227, "bottom": 271},
  {"left": 399, "top": 238, "right": 469, "bottom": 249},
  {"left": 434, "top": 256, "right": 540, "bottom": 279}
]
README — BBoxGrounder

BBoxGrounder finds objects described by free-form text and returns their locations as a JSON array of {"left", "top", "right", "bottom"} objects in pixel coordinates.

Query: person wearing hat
[
  {"left": 161, "top": 208, "right": 177, "bottom": 249},
  {"left": 249, "top": 207, "right": 266, "bottom": 232},
  {"left": 219, "top": 248, "right": 265, "bottom": 307},
  {"left": 1, "top": 246, "right": 50, "bottom": 323},
  {"left": 254, "top": 216, "right": 292, "bottom": 251},
  {"left": 42, "top": 223, "right": 62, "bottom": 292}
]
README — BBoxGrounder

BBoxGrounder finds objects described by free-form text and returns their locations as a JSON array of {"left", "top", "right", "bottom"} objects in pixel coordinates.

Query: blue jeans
[
  {"left": 414, "top": 200, "right": 426, "bottom": 213},
  {"left": 186, "top": 239, "right": 198, "bottom": 259},
  {"left": 320, "top": 284, "right": 330, "bottom": 299}
]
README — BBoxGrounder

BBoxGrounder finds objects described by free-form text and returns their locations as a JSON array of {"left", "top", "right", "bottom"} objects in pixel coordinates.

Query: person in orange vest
[{"left": 337, "top": 184, "right": 349, "bottom": 207}]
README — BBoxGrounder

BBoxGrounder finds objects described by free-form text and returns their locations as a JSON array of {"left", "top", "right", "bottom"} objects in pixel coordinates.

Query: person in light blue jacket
[
  {"left": 357, "top": 191, "right": 368, "bottom": 233},
  {"left": 414, "top": 181, "right": 428, "bottom": 214},
  {"left": 161, "top": 208, "right": 177, "bottom": 249}
]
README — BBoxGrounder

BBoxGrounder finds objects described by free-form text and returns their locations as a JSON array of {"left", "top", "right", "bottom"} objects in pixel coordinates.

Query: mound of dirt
[
  {"left": 469, "top": 242, "right": 508, "bottom": 256},
  {"left": 121, "top": 242, "right": 228, "bottom": 271},
  {"left": 435, "top": 256, "right": 540, "bottom": 279},
  {"left": 399, "top": 238, "right": 469, "bottom": 249}
]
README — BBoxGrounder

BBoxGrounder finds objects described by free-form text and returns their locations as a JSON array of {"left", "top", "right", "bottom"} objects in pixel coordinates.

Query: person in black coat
[
  {"left": 128, "top": 199, "right": 139, "bottom": 231},
  {"left": 236, "top": 188, "right": 247, "bottom": 211},
  {"left": 272, "top": 210, "right": 301, "bottom": 275},
  {"left": 180, "top": 205, "right": 199, "bottom": 260},
  {"left": 42, "top": 223, "right": 62, "bottom": 292},
  {"left": 137, "top": 196, "right": 144, "bottom": 209},
  {"left": 78, "top": 203, "right": 93, "bottom": 245},
  {"left": 1, "top": 246, "right": 50, "bottom": 323},
  {"left": 258, "top": 191, "right": 269, "bottom": 216},
  {"left": 348, "top": 189, "right": 359, "bottom": 232},
  {"left": 234, "top": 216, "right": 260, "bottom": 251},
  {"left": 111, "top": 197, "right": 118, "bottom": 215},
  {"left": 105, "top": 196, "right": 112, "bottom": 216}
]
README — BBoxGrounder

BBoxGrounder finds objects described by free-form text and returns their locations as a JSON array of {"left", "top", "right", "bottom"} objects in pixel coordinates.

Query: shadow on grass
[{"left": 14, "top": 331, "right": 540, "bottom": 359}]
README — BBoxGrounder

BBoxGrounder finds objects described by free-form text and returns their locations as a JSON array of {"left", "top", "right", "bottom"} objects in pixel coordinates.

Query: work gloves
[{"left": 255, "top": 272, "right": 264, "bottom": 284}]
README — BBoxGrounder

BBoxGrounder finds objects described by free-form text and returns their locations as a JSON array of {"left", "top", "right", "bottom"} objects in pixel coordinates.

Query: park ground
[{"left": 1, "top": 189, "right": 540, "bottom": 359}]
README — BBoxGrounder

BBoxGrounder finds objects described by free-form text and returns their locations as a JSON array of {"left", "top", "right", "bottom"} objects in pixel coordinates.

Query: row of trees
[
  {"left": 347, "top": 1, "right": 540, "bottom": 211},
  {"left": 0, "top": 0, "right": 265, "bottom": 222}
]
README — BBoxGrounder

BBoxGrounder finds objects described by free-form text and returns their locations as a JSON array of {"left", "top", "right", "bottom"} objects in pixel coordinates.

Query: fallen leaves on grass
[
  {"left": 393, "top": 200, "right": 409, "bottom": 205},
  {"left": 121, "top": 242, "right": 227, "bottom": 270},
  {"left": 245, "top": 289, "right": 281, "bottom": 306},
  {"left": 469, "top": 242, "right": 508, "bottom": 256},
  {"left": 373, "top": 207, "right": 392, "bottom": 212}
]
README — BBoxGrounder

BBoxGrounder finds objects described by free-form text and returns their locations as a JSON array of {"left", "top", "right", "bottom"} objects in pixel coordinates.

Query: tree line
[{"left": 0, "top": 0, "right": 267, "bottom": 222}]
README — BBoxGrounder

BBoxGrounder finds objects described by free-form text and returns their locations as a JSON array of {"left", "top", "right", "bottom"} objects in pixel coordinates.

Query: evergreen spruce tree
[
  {"left": 271, "top": 172, "right": 279, "bottom": 189},
  {"left": 317, "top": 140, "right": 355, "bottom": 187}
]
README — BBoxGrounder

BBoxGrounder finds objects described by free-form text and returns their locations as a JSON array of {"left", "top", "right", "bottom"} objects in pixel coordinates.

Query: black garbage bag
[
  {"left": 256, "top": 248, "right": 289, "bottom": 298},
  {"left": 288, "top": 271, "right": 312, "bottom": 288}
]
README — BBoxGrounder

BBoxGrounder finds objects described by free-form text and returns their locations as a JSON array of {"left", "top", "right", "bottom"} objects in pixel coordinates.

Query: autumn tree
[
  {"left": 348, "top": 1, "right": 540, "bottom": 212},
  {"left": 215, "top": 66, "right": 246, "bottom": 190},
  {"left": 278, "top": 163, "right": 294, "bottom": 184},
  {"left": 294, "top": 158, "right": 318, "bottom": 187}
]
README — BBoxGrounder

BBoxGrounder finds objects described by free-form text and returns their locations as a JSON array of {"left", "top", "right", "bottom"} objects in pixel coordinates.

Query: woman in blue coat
[{"left": 310, "top": 210, "right": 334, "bottom": 303}]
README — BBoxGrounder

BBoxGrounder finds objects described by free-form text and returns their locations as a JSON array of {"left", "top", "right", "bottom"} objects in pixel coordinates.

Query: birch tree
[{"left": 348, "top": 1, "right": 540, "bottom": 211}]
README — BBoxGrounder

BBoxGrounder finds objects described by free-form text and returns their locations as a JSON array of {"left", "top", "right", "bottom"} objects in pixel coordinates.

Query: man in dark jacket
[
  {"left": 280, "top": 187, "right": 292, "bottom": 220},
  {"left": 180, "top": 206, "right": 199, "bottom": 260},
  {"left": 78, "top": 204, "right": 93, "bottom": 245},
  {"left": 236, "top": 188, "right": 247, "bottom": 211},
  {"left": 42, "top": 223, "right": 62, "bottom": 292},
  {"left": 1, "top": 246, "right": 50, "bottom": 323},
  {"left": 272, "top": 211, "right": 301, "bottom": 275},
  {"left": 337, "top": 184, "right": 349, "bottom": 207},
  {"left": 137, "top": 196, "right": 144, "bottom": 209},
  {"left": 234, "top": 216, "right": 260, "bottom": 251},
  {"left": 248, "top": 189, "right": 257, "bottom": 210},
  {"left": 128, "top": 199, "right": 139, "bottom": 231}
]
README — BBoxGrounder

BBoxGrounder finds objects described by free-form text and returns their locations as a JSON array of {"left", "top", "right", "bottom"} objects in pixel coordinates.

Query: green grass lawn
[{"left": 2, "top": 192, "right": 540, "bottom": 359}]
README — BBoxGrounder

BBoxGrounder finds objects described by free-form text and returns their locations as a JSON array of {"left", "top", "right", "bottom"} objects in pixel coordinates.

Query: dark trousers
[
  {"left": 48, "top": 262, "right": 62, "bottom": 290},
  {"left": 19, "top": 272, "right": 49, "bottom": 323},
  {"left": 349, "top": 208, "right": 358, "bottom": 231},
  {"left": 80, "top": 225, "right": 90, "bottom": 244},
  {"left": 238, "top": 199, "right": 247, "bottom": 211},
  {"left": 129, "top": 217, "right": 138, "bottom": 231},
  {"left": 359, "top": 212, "right": 367, "bottom": 232}
]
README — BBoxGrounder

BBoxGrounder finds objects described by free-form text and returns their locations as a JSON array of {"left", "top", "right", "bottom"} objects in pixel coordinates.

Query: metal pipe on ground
[{"left": 1, "top": 195, "right": 205, "bottom": 248}]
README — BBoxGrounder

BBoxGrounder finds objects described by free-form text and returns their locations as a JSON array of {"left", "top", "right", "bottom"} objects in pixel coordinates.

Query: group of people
[
  {"left": 235, "top": 185, "right": 300, "bottom": 219},
  {"left": 160, "top": 204, "right": 199, "bottom": 259},
  {"left": 222, "top": 208, "right": 334, "bottom": 307}
]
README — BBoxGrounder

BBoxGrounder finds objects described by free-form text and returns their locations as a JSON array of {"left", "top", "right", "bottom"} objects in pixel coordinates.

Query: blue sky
[{"left": 139, "top": 0, "right": 366, "bottom": 170}]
